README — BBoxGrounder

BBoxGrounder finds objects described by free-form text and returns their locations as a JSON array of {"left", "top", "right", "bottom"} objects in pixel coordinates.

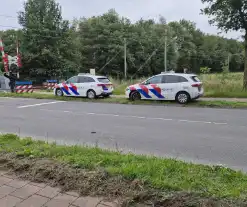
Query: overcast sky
[{"left": 0, "top": 0, "right": 242, "bottom": 39}]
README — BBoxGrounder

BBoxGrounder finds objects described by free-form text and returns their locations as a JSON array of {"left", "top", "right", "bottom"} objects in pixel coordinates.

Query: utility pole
[
  {"left": 124, "top": 38, "right": 127, "bottom": 79},
  {"left": 164, "top": 35, "right": 167, "bottom": 72},
  {"left": 227, "top": 53, "right": 231, "bottom": 72},
  {"left": 164, "top": 28, "right": 168, "bottom": 72}
]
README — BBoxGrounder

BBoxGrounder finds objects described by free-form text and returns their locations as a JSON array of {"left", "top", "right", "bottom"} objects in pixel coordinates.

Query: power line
[
  {"left": 0, "top": 25, "right": 71, "bottom": 39},
  {"left": 0, "top": 25, "right": 19, "bottom": 29},
  {"left": 0, "top": 14, "right": 17, "bottom": 19},
  {"left": 0, "top": 33, "right": 241, "bottom": 63},
  {"left": 0, "top": 23, "right": 243, "bottom": 63},
  {"left": 0, "top": 24, "right": 68, "bottom": 34}
]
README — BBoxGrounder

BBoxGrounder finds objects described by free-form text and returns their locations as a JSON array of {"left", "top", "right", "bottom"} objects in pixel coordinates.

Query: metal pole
[
  {"left": 124, "top": 38, "right": 127, "bottom": 78},
  {"left": 228, "top": 53, "right": 231, "bottom": 71},
  {"left": 164, "top": 35, "right": 167, "bottom": 72}
]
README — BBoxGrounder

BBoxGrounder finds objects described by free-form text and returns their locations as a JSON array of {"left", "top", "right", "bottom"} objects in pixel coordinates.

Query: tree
[
  {"left": 201, "top": 0, "right": 247, "bottom": 89},
  {"left": 1, "top": 7, "right": 244, "bottom": 79},
  {"left": 18, "top": 0, "right": 79, "bottom": 80}
]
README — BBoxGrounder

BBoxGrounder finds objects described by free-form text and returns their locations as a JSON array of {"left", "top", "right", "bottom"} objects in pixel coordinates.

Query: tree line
[{"left": 0, "top": 0, "right": 245, "bottom": 82}]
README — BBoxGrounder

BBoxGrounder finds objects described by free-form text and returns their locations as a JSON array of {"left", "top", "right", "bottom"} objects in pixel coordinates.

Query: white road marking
[
  {"left": 0, "top": 97, "right": 28, "bottom": 100},
  {"left": 213, "top": 122, "right": 228, "bottom": 125},
  {"left": 40, "top": 109, "right": 228, "bottom": 125},
  {"left": 179, "top": 119, "right": 212, "bottom": 124},
  {"left": 17, "top": 101, "right": 65, "bottom": 108},
  {"left": 150, "top": 117, "right": 174, "bottom": 121}
]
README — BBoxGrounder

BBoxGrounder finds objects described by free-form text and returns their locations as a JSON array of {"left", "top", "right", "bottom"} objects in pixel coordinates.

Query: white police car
[
  {"left": 125, "top": 72, "right": 203, "bottom": 104},
  {"left": 54, "top": 74, "right": 114, "bottom": 99}
]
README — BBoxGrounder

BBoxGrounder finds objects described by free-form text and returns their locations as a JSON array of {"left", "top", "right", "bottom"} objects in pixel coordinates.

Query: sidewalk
[{"left": 0, "top": 170, "right": 118, "bottom": 207}]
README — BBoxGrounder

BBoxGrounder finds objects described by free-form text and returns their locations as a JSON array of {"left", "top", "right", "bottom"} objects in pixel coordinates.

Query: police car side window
[
  {"left": 67, "top": 76, "right": 78, "bottom": 83},
  {"left": 78, "top": 77, "right": 86, "bottom": 83},
  {"left": 163, "top": 75, "right": 187, "bottom": 83},
  {"left": 85, "top": 77, "right": 95, "bottom": 83},
  {"left": 179, "top": 76, "right": 189, "bottom": 82},
  {"left": 79, "top": 76, "right": 95, "bottom": 83},
  {"left": 146, "top": 76, "right": 162, "bottom": 84}
]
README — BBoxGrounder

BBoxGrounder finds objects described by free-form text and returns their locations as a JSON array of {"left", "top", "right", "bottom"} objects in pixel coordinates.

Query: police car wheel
[
  {"left": 176, "top": 92, "right": 190, "bottom": 104},
  {"left": 87, "top": 90, "right": 96, "bottom": 99},
  {"left": 56, "top": 89, "right": 63, "bottom": 96},
  {"left": 130, "top": 91, "right": 141, "bottom": 101}
]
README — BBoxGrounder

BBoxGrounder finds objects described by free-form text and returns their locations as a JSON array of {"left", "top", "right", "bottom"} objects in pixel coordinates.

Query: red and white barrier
[
  {"left": 16, "top": 85, "right": 34, "bottom": 93},
  {"left": 47, "top": 83, "right": 56, "bottom": 90},
  {"left": 43, "top": 83, "right": 56, "bottom": 90}
]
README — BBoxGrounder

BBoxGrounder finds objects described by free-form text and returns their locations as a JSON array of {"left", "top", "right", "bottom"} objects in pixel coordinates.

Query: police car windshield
[{"left": 97, "top": 77, "right": 110, "bottom": 83}]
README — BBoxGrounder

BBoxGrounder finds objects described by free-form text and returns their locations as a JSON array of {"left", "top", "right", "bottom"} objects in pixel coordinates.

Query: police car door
[
  {"left": 65, "top": 76, "right": 80, "bottom": 96},
  {"left": 77, "top": 76, "right": 96, "bottom": 97},
  {"left": 161, "top": 75, "right": 181, "bottom": 100},
  {"left": 145, "top": 75, "right": 165, "bottom": 100},
  {"left": 77, "top": 76, "right": 89, "bottom": 97}
]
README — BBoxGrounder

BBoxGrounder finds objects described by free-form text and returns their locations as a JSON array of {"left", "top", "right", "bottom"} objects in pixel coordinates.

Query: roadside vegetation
[{"left": 0, "top": 134, "right": 246, "bottom": 206}]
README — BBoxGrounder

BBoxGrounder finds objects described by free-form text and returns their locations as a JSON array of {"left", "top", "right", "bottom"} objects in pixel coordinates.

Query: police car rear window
[
  {"left": 191, "top": 76, "right": 200, "bottom": 82},
  {"left": 97, "top": 78, "right": 110, "bottom": 83}
]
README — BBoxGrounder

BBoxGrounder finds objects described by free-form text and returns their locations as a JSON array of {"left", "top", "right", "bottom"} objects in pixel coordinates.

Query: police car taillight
[{"left": 191, "top": 83, "right": 201, "bottom": 87}]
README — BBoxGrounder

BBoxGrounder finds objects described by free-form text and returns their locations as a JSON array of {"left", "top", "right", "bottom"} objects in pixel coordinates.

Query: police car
[
  {"left": 125, "top": 72, "right": 203, "bottom": 104},
  {"left": 54, "top": 74, "right": 114, "bottom": 99}
]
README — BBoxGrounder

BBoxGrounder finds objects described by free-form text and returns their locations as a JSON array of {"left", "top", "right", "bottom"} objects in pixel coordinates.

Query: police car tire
[
  {"left": 176, "top": 92, "right": 190, "bottom": 104},
  {"left": 130, "top": 91, "right": 141, "bottom": 101},
  {"left": 56, "top": 89, "right": 63, "bottom": 96},
  {"left": 87, "top": 89, "right": 96, "bottom": 99}
]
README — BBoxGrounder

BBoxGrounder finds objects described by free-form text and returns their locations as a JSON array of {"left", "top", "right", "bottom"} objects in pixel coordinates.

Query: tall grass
[
  {"left": 112, "top": 73, "right": 247, "bottom": 98},
  {"left": 200, "top": 73, "right": 247, "bottom": 97}
]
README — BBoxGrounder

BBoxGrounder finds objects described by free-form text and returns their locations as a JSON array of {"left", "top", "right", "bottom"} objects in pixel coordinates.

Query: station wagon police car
[
  {"left": 125, "top": 72, "right": 203, "bottom": 104},
  {"left": 54, "top": 74, "right": 113, "bottom": 99}
]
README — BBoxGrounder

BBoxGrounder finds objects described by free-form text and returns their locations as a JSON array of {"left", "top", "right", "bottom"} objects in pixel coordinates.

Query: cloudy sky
[{"left": 0, "top": 0, "right": 242, "bottom": 39}]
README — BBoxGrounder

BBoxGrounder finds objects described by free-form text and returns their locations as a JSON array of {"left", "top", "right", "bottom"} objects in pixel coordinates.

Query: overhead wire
[{"left": 0, "top": 14, "right": 243, "bottom": 67}]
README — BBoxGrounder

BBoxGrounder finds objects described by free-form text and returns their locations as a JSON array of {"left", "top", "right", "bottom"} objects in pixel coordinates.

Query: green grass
[
  {"left": 200, "top": 73, "right": 247, "bottom": 98},
  {"left": 111, "top": 73, "right": 247, "bottom": 98},
  {"left": 111, "top": 78, "right": 145, "bottom": 95},
  {"left": 193, "top": 100, "right": 247, "bottom": 108},
  {"left": 0, "top": 133, "right": 247, "bottom": 200},
  {"left": 1, "top": 92, "right": 247, "bottom": 109}
]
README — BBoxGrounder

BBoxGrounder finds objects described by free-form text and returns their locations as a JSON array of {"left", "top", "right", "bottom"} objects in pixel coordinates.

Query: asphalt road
[{"left": 1, "top": 97, "right": 247, "bottom": 171}]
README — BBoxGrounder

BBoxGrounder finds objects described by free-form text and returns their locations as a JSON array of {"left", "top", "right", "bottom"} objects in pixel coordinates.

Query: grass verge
[
  {"left": 0, "top": 134, "right": 246, "bottom": 206},
  {"left": 1, "top": 92, "right": 247, "bottom": 109}
]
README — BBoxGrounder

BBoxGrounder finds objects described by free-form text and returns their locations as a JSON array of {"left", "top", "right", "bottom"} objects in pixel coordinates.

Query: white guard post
[{"left": 90, "top": 68, "right": 96, "bottom": 75}]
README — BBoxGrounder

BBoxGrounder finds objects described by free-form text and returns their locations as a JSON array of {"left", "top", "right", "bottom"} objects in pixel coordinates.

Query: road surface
[{"left": 1, "top": 97, "right": 247, "bottom": 171}]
